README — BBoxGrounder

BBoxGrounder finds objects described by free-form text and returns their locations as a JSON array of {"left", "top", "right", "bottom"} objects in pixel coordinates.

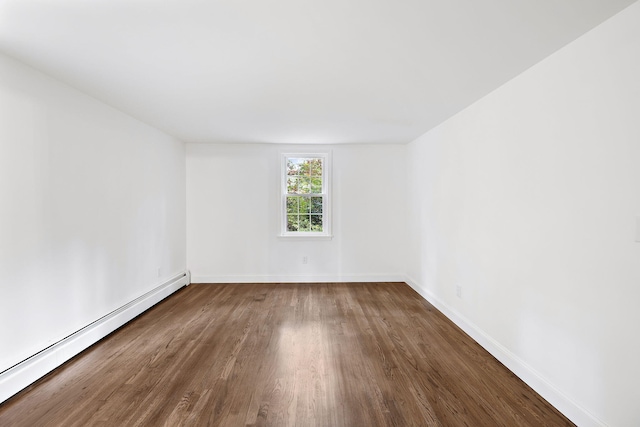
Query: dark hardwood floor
[{"left": 0, "top": 283, "right": 574, "bottom": 426}]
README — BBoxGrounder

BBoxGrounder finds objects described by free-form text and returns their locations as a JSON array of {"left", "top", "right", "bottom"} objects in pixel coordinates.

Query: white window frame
[{"left": 280, "top": 152, "right": 332, "bottom": 238}]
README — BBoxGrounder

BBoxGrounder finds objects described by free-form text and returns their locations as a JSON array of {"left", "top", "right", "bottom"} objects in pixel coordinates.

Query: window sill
[{"left": 278, "top": 233, "right": 333, "bottom": 241}]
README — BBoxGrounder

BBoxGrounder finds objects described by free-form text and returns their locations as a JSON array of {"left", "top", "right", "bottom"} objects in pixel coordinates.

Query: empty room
[{"left": 1, "top": 1, "right": 639, "bottom": 426}]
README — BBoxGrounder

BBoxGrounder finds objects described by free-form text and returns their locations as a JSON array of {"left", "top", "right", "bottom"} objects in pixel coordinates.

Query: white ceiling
[{"left": 0, "top": 0, "right": 635, "bottom": 144}]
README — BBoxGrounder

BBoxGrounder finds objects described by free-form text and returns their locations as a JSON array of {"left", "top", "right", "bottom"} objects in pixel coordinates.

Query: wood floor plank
[{"left": 0, "top": 283, "right": 574, "bottom": 426}]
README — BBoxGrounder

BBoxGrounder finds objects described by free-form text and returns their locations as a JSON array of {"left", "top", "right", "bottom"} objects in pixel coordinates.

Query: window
[{"left": 281, "top": 153, "right": 331, "bottom": 237}]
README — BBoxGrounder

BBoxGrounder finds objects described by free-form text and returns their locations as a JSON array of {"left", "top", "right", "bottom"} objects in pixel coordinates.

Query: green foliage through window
[{"left": 285, "top": 157, "right": 324, "bottom": 232}]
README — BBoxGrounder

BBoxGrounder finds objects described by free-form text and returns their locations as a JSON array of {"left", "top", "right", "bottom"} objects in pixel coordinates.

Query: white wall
[
  {"left": 406, "top": 3, "right": 640, "bottom": 426},
  {"left": 187, "top": 143, "right": 406, "bottom": 282},
  {"left": 0, "top": 53, "right": 186, "bottom": 373}
]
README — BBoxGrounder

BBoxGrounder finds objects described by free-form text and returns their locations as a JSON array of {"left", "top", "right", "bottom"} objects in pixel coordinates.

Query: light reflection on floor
[{"left": 274, "top": 320, "right": 337, "bottom": 424}]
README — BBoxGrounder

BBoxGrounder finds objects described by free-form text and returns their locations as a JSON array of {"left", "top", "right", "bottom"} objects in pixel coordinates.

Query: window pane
[
  {"left": 287, "top": 159, "right": 302, "bottom": 176},
  {"left": 287, "top": 215, "right": 299, "bottom": 231},
  {"left": 299, "top": 215, "right": 311, "bottom": 231},
  {"left": 309, "top": 158, "right": 322, "bottom": 177},
  {"left": 311, "top": 177, "right": 322, "bottom": 193},
  {"left": 310, "top": 197, "right": 322, "bottom": 213},
  {"left": 299, "top": 197, "right": 310, "bottom": 213},
  {"left": 286, "top": 196, "right": 299, "bottom": 214},
  {"left": 310, "top": 214, "right": 323, "bottom": 231},
  {"left": 298, "top": 177, "right": 311, "bottom": 194},
  {"left": 301, "top": 159, "right": 313, "bottom": 176},
  {"left": 286, "top": 177, "right": 298, "bottom": 194}
]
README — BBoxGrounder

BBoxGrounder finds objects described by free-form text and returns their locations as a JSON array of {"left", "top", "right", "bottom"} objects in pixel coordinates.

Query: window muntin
[{"left": 282, "top": 154, "right": 330, "bottom": 236}]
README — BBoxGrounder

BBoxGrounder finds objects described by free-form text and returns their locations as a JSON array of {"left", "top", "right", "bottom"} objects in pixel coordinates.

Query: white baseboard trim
[
  {"left": 404, "top": 275, "right": 605, "bottom": 427},
  {"left": 0, "top": 272, "right": 189, "bottom": 405},
  {"left": 191, "top": 274, "right": 406, "bottom": 284}
]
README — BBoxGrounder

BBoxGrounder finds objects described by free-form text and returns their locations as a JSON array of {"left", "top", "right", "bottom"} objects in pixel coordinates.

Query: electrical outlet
[
  {"left": 302, "top": 256, "right": 308, "bottom": 264},
  {"left": 456, "top": 285, "right": 462, "bottom": 298},
  {"left": 157, "top": 268, "right": 162, "bottom": 277}
]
